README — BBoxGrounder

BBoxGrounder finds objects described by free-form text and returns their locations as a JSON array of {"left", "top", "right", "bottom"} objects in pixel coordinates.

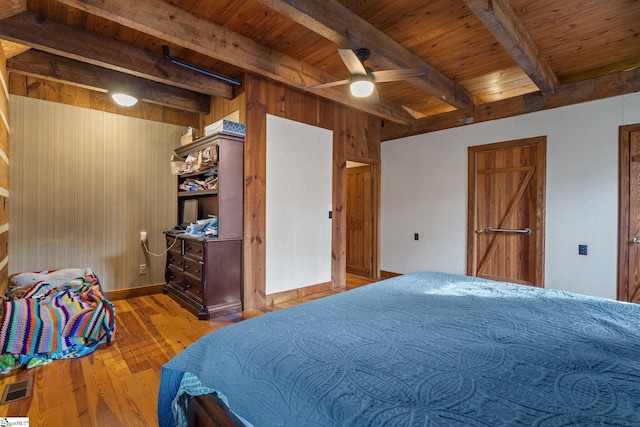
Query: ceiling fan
[{"left": 305, "top": 48, "right": 429, "bottom": 102}]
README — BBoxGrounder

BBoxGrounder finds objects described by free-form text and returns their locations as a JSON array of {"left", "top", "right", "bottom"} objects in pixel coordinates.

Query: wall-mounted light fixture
[{"left": 111, "top": 93, "right": 138, "bottom": 107}]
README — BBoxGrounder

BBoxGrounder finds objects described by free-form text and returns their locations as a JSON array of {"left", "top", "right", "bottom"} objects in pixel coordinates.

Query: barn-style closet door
[{"left": 467, "top": 137, "right": 546, "bottom": 286}]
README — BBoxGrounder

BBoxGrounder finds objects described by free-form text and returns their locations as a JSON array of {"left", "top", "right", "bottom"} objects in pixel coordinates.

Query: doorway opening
[{"left": 346, "top": 161, "right": 378, "bottom": 278}]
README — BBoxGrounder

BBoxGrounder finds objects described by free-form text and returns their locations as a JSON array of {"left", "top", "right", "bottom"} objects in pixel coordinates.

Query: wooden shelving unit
[{"left": 164, "top": 132, "right": 244, "bottom": 319}]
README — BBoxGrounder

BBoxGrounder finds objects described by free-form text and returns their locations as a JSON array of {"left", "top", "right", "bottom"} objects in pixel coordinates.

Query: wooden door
[
  {"left": 346, "top": 165, "right": 373, "bottom": 276},
  {"left": 467, "top": 137, "right": 546, "bottom": 286},
  {"left": 618, "top": 124, "right": 640, "bottom": 303}
]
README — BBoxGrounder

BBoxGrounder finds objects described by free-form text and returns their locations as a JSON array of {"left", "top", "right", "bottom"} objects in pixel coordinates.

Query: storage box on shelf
[{"left": 164, "top": 132, "right": 244, "bottom": 319}]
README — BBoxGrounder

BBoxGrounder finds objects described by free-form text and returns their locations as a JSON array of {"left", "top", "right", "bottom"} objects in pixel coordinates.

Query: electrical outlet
[
  {"left": 578, "top": 244, "right": 588, "bottom": 255},
  {"left": 139, "top": 264, "right": 147, "bottom": 274},
  {"left": 140, "top": 231, "right": 147, "bottom": 243}
]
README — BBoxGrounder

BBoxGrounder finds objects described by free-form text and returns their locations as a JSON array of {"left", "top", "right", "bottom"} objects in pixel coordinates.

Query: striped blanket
[{"left": 0, "top": 273, "right": 115, "bottom": 357}]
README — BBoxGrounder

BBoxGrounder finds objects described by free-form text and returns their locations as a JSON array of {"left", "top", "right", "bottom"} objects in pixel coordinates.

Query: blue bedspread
[{"left": 158, "top": 271, "right": 640, "bottom": 426}]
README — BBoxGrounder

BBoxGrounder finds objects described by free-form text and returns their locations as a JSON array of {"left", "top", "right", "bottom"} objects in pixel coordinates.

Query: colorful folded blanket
[{"left": 0, "top": 274, "right": 115, "bottom": 357}]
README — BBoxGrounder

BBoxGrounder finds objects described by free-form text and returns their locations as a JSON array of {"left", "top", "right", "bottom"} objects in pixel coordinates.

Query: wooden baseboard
[
  {"left": 266, "top": 281, "right": 333, "bottom": 306},
  {"left": 104, "top": 283, "right": 165, "bottom": 301},
  {"left": 380, "top": 270, "right": 402, "bottom": 279}
]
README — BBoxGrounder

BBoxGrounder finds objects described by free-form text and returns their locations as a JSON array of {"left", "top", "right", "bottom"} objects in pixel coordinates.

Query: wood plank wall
[
  {"left": 0, "top": 44, "right": 9, "bottom": 295},
  {"left": 204, "top": 73, "right": 381, "bottom": 310}
]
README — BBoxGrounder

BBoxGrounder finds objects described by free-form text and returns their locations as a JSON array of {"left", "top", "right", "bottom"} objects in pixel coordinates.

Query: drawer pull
[{"left": 184, "top": 265, "right": 201, "bottom": 274}]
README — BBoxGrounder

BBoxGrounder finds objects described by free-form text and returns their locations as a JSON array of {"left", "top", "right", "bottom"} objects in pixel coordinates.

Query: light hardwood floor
[{"left": 0, "top": 274, "right": 380, "bottom": 426}]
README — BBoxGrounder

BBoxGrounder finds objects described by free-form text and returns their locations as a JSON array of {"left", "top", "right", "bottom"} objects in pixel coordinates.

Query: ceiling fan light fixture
[
  {"left": 350, "top": 76, "right": 375, "bottom": 98},
  {"left": 111, "top": 93, "right": 138, "bottom": 107}
]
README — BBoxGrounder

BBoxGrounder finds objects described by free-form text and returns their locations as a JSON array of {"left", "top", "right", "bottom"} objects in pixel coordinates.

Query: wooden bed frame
[{"left": 188, "top": 394, "right": 244, "bottom": 427}]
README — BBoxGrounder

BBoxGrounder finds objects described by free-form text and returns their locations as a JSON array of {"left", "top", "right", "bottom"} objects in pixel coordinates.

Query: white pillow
[{"left": 10, "top": 268, "right": 93, "bottom": 288}]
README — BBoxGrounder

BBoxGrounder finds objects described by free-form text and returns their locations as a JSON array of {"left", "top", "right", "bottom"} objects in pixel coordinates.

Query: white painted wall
[
  {"left": 266, "top": 115, "right": 333, "bottom": 294},
  {"left": 381, "top": 92, "right": 640, "bottom": 299}
]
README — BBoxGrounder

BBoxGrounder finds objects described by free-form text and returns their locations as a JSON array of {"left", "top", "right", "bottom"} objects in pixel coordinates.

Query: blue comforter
[{"left": 158, "top": 271, "right": 640, "bottom": 426}]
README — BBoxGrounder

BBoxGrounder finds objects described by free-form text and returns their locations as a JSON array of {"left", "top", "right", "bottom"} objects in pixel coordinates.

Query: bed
[
  {"left": 158, "top": 271, "right": 640, "bottom": 426},
  {"left": 0, "top": 269, "right": 116, "bottom": 371}
]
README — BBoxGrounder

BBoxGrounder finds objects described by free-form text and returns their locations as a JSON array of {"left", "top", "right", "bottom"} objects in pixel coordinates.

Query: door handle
[
  {"left": 476, "top": 227, "right": 531, "bottom": 235},
  {"left": 632, "top": 237, "right": 640, "bottom": 244}
]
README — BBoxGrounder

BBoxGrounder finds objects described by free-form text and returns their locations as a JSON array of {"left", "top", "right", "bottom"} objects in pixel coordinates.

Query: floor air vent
[{"left": 0, "top": 377, "right": 33, "bottom": 405}]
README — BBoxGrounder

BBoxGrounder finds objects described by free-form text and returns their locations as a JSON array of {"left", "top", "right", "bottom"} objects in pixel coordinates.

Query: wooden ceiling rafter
[
  {"left": 256, "top": 0, "right": 475, "bottom": 111},
  {"left": 7, "top": 49, "right": 211, "bottom": 113},
  {"left": 0, "top": 12, "right": 233, "bottom": 99},
  {"left": 53, "top": 0, "right": 416, "bottom": 126},
  {"left": 463, "top": 0, "right": 558, "bottom": 95}
]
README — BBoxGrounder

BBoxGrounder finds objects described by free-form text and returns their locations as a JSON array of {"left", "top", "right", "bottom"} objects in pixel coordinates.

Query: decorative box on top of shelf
[{"left": 204, "top": 119, "right": 246, "bottom": 138}]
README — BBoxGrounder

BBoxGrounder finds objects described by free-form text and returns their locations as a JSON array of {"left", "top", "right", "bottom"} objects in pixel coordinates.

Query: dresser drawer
[
  {"left": 183, "top": 240, "right": 204, "bottom": 260},
  {"left": 183, "top": 257, "right": 203, "bottom": 277},
  {"left": 166, "top": 252, "right": 184, "bottom": 270},
  {"left": 183, "top": 275, "right": 204, "bottom": 304},
  {"left": 166, "top": 235, "right": 182, "bottom": 251},
  {"left": 166, "top": 268, "right": 185, "bottom": 287}
]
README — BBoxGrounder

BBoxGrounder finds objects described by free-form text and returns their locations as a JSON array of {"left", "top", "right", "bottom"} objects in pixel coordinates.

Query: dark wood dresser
[{"left": 164, "top": 233, "right": 242, "bottom": 319}]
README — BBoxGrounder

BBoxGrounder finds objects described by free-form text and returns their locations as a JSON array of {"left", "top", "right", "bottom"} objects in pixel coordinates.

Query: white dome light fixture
[
  {"left": 349, "top": 75, "right": 374, "bottom": 98},
  {"left": 111, "top": 93, "right": 138, "bottom": 107}
]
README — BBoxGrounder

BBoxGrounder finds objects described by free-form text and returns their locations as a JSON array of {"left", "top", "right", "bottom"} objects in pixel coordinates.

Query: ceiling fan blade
[
  {"left": 304, "top": 78, "right": 351, "bottom": 91},
  {"left": 338, "top": 48, "right": 367, "bottom": 75},
  {"left": 371, "top": 68, "right": 430, "bottom": 83}
]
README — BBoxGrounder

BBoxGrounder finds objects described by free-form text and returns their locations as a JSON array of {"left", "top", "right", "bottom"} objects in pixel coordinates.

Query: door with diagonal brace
[{"left": 467, "top": 137, "right": 546, "bottom": 286}]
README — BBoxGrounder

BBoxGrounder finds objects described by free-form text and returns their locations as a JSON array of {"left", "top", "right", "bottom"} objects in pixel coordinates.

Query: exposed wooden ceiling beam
[
  {"left": 0, "top": 0, "right": 25, "bottom": 20},
  {"left": 256, "top": 0, "right": 475, "bottom": 111},
  {"left": 463, "top": 0, "right": 558, "bottom": 95},
  {"left": 8, "top": 49, "right": 210, "bottom": 113},
  {"left": 0, "top": 12, "right": 233, "bottom": 99},
  {"left": 381, "top": 67, "right": 640, "bottom": 141},
  {"left": 54, "top": 0, "right": 415, "bottom": 126},
  {"left": 10, "top": 50, "right": 210, "bottom": 114}
]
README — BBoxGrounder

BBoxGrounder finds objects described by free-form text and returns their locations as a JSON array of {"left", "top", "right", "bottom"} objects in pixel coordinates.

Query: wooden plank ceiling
[{"left": 0, "top": 0, "right": 639, "bottom": 137}]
